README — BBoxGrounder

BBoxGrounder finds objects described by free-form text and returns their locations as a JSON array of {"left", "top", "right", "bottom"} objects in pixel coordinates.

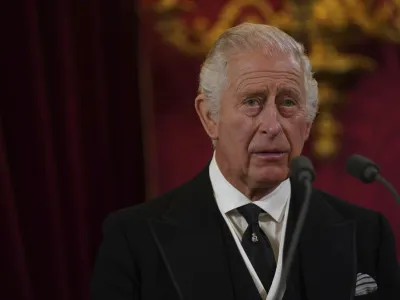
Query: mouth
[{"left": 252, "top": 151, "right": 287, "bottom": 160}]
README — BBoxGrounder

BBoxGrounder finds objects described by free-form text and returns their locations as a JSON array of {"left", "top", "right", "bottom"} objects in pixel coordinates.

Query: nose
[{"left": 259, "top": 102, "right": 282, "bottom": 138}]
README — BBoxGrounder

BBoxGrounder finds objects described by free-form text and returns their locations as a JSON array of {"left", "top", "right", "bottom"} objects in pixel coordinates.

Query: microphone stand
[
  {"left": 376, "top": 174, "right": 400, "bottom": 205},
  {"left": 273, "top": 177, "right": 313, "bottom": 300}
]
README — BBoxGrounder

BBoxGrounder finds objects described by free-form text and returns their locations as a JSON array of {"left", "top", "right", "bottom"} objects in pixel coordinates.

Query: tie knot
[{"left": 237, "top": 203, "right": 264, "bottom": 225}]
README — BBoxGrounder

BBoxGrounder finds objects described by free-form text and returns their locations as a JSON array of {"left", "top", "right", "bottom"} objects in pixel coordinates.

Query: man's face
[{"left": 196, "top": 50, "right": 312, "bottom": 196}]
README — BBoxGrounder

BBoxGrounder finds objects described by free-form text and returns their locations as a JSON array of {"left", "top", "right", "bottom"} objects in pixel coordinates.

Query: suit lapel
[
  {"left": 149, "top": 168, "right": 235, "bottom": 300},
  {"left": 285, "top": 179, "right": 357, "bottom": 300}
]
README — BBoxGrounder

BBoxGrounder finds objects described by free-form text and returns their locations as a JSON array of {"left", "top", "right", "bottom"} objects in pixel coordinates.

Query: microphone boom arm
[
  {"left": 273, "top": 177, "right": 313, "bottom": 300},
  {"left": 376, "top": 174, "right": 400, "bottom": 205}
]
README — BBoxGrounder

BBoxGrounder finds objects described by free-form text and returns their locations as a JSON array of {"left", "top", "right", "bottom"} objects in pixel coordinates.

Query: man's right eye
[{"left": 244, "top": 98, "right": 261, "bottom": 106}]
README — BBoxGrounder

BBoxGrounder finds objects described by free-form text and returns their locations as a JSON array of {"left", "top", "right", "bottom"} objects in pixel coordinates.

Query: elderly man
[{"left": 91, "top": 23, "right": 399, "bottom": 300}]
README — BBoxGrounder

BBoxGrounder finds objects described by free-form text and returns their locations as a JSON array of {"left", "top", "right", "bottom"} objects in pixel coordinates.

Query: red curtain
[
  {"left": 2, "top": 1, "right": 144, "bottom": 299},
  {"left": 3, "top": 1, "right": 400, "bottom": 299},
  {"left": 144, "top": 3, "right": 400, "bottom": 259}
]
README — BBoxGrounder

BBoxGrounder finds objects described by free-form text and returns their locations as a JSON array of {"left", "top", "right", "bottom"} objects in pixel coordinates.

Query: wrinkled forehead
[{"left": 225, "top": 50, "right": 304, "bottom": 91}]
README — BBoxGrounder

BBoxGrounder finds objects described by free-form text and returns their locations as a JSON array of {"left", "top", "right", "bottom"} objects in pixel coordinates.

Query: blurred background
[{"left": 2, "top": 0, "right": 400, "bottom": 299}]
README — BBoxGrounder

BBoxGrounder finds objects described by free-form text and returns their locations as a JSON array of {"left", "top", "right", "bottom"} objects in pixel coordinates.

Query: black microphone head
[
  {"left": 346, "top": 154, "right": 380, "bottom": 183},
  {"left": 290, "top": 156, "right": 315, "bottom": 182}
]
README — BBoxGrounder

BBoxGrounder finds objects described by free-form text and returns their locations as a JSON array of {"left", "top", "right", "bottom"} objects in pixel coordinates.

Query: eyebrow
[
  {"left": 277, "top": 86, "right": 301, "bottom": 97},
  {"left": 237, "top": 90, "right": 268, "bottom": 100},
  {"left": 238, "top": 86, "right": 301, "bottom": 98}
]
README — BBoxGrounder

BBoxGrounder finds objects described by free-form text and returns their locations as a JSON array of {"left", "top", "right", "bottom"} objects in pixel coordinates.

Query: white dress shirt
[{"left": 209, "top": 154, "right": 291, "bottom": 300}]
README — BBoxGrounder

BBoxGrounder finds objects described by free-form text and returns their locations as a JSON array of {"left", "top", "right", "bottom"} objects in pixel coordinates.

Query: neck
[{"left": 242, "top": 185, "right": 278, "bottom": 201}]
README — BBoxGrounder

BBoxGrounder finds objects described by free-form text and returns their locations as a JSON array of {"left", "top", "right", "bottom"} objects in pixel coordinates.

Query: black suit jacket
[{"left": 91, "top": 166, "right": 400, "bottom": 300}]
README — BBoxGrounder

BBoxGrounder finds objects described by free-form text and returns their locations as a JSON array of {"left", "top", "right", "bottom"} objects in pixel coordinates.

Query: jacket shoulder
[
  {"left": 314, "top": 189, "right": 383, "bottom": 230},
  {"left": 110, "top": 171, "right": 203, "bottom": 226},
  {"left": 111, "top": 185, "right": 184, "bottom": 223},
  {"left": 111, "top": 166, "right": 210, "bottom": 224},
  {"left": 316, "top": 189, "right": 381, "bottom": 219}
]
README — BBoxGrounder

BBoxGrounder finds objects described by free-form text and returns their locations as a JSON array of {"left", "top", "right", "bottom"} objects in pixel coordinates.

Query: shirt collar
[{"left": 209, "top": 152, "right": 291, "bottom": 223}]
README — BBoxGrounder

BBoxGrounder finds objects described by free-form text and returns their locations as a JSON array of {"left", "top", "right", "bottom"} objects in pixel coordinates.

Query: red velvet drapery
[{"left": 3, "top": 1, "right": 144, "bottom": 299}]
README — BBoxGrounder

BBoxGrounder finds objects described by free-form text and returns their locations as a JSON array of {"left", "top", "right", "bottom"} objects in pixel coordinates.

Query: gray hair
[{"left": 198, "top": 23, "right": 318, "bottom": 121}]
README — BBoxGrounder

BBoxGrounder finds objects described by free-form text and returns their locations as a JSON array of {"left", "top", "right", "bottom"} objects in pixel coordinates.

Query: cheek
[
  {"left": 219, "top": 113, "right": 255, "bottom": 147},
  {"left": 284, "top": 116, "right": 309, "bottom": 148}
]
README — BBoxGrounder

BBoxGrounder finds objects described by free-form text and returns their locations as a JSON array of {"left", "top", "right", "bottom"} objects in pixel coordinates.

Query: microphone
[
  {"left": 346, "top": 154, "right": 400, "bottom": 205},
  {"left": 274, "top": 156, "right": 315, "bottom": 300}
]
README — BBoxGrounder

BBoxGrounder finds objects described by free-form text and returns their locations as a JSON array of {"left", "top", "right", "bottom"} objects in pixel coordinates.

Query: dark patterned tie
[{"left": 237, "top": 203, "right": 277, "bottom": 292}]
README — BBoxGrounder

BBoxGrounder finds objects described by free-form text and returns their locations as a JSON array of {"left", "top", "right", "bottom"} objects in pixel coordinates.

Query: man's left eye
[{"left": 282, "top": 98, "right": 295, "bottom": 106}]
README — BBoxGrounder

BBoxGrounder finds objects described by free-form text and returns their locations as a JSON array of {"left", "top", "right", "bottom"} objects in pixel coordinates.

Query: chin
[{"left": 251, "top": 165, "right": 289, "bottom": 187}]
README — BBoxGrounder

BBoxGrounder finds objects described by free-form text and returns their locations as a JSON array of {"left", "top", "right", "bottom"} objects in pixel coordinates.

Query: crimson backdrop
[
  {"left": 142, "top": 0, "right": 400, "bottom": 258},
  {"left": 2, "top": 2, "right": 400, "bottom": 300}
]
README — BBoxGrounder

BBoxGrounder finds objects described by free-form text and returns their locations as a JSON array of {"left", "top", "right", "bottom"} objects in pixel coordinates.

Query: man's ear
[
  {"left": 194, "top": 94, "right": 219, "bottom": 140},
  {"left": 304, "top": 121, "right": 312, "bottom": 141}
]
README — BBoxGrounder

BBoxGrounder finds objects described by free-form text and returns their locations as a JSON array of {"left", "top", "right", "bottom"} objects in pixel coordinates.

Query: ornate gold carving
[{"left": 151, "top": 0, "right": 400, "bottom": 159}]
